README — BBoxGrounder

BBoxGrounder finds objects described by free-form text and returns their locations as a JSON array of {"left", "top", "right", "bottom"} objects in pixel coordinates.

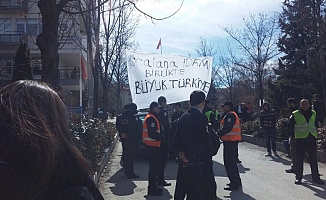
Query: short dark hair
[
  {"left": 174, "top": 102, "right": 181, "bottom": 107},
  {"left": 286, "top": 98, "right": 295, "bottom": 104},
  {"left": 129, "top": 103, "right": 137, "bottom": 111},
  {"left": 158, "top": 96, "right": 166, "bottom": 104},
  {"left": 150, "top": 101, "right": 159, "bottom": 110},
  {"left": 190, "top": 90, "right": 206, "bottom": 106}
]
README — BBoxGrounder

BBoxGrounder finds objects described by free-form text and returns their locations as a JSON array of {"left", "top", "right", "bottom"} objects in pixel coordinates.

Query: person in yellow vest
[
  {"left": 142, "top": 102, "right": 165, "bottom": 196},
  {"left": 217, "top": 101, "right": 242, "bottom": 191},
  {"left": 287, "top": 99, "right": 324, "bottom": 185}
]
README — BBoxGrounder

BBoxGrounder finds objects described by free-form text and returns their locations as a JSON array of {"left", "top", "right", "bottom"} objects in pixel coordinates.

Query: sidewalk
[{"left": 99, "top": 141, "right": 326, "bottom": 200}]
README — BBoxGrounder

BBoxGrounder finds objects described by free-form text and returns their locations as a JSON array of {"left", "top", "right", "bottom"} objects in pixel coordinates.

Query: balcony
[
  {"left": 0, "top": 31, "right": 25, "bottom": 44},
  {"left": 0, "top": 65, "right": 81, "bottom": 87},
  {"left": 0, "top": 0, "right": 28, "bottom": 13}
]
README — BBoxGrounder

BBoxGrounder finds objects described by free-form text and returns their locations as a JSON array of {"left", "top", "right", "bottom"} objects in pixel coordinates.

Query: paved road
[{"left": 99, "top": 141, "right": 326, "bottom": 200}]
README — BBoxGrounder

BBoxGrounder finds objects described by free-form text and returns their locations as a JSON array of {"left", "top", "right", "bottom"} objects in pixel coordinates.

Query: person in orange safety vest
[
  {"left": 142, "top": 102, "right": 165, "bottom": 196},
  {"left": 217, "top": 101, "right": 242, "bottom": 191}
]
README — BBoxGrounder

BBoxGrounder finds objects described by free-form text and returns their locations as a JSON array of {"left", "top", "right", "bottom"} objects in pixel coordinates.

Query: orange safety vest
[
  {"left": 142, "top": 113, "right": 161, "bottom": 147},
  {"left": 220, "top": 111, "right": 242, "bottom": 141}
]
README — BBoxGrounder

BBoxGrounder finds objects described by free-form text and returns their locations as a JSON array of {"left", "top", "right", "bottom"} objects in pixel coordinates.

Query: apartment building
[{"left": 0, "top": 0, "right": 89, "bottom": 110}]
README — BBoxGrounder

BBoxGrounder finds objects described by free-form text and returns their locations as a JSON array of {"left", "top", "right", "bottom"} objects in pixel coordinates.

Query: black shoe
[
  {"left": 224, "top": 186, "right": 239, "bottom": 191},
  {"left": 157, "top": 181, "right": 171, "bottom": 187},
  {"left": 127, "top": 174, "right": 140, "bottom": 179},
  {"left": 285, "top": 168, "right": 295, "bottom": 173},
  {"left": 148, "top": 187, "right": 163, "bottom": 196},
  {"left": 312, "top": 179, "right": 325, "bottom": 185},
  {"left": 295, "top": 179, "right": 302, "bottom": 185}
]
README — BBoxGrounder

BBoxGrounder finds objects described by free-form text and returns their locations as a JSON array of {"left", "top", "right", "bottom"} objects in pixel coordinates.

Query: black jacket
[
  {"left": 174, "top": 108, "right": 218, "bottom": 163},
  {"left": 117, "top": 110, "right": 142, "bottom": 143}
]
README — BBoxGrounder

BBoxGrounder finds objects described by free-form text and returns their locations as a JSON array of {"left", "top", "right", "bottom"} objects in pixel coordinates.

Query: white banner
[{"left": 126, "top": 51, "right": 213, "bottom": 109}]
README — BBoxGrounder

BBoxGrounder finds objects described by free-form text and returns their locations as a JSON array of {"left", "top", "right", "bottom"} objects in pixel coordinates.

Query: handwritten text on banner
[{"left": 126, "top": 51, "right": 213, "bottom": 109}]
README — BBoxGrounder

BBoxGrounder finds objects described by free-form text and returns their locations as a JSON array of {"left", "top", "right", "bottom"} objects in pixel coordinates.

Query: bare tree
[
  {"left": 222, "top": 12, "right": 280, "bottom": 106},
  {"left": 35, "top": 0, "right": 184, "bottom": 91},
  {"left": 215, "top": 52, "right": 240, "bottom": 103},
  {"left": 195, "top": 37, "right": 219, "bottom": 102}
]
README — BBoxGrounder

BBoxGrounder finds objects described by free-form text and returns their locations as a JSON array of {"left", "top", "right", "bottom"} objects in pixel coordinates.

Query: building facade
[{"left": 0, "top": 0, "right": 90, "bottom": 109}]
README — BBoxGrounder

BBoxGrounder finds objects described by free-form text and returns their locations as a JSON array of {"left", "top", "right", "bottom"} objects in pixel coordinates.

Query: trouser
[
  {"left": 263, "top": 127, "right": 276, "bottom": 153},
  {"left": 174, "top": 160, "right": 217, "bottom": 200},
  {"left": 157, "top": 145, "right": 168, "bottom": 183},
  {"left": 223, "top": 141, "right": 241, "bottom": 187},
  {"left": 146, "top": 146, "right": 161, "bottom": 188},
  {"left": 289, "top": 136, "right": 297, "bottom": 170},
  {"left": 283, "top": 140, "right": 290, "bottom": 156},
  {"left": 122, "top": 140, "right": 137, "bottom": 176},
  {"left": 295, "top": 134, "right": 319, "bottom": 181}
]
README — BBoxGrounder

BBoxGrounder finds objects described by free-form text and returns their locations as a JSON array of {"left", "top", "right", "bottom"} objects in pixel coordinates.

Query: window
[
  {"left": 27, "top": 19, "right": 38, "bottom": 35},
  {"left": 3, "top": 18, "right": 12, "bottom": 32},
  {"left": 16, "top": 19, "right": 25, "bottom": 33},
  {"left": 0, "top": 0, "right": 20, "bottom": 7}
]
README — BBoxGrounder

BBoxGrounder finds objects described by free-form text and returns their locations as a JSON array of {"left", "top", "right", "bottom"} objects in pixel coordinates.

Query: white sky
[{"left": 132, "top": 0, "right": 283, "bottom": 57}]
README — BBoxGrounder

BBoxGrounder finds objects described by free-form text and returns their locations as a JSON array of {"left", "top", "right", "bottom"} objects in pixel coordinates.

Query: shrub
[
  {"left": 241, "top": 119, "right": 261, "bottom": 137},
  {"left": 69, "top": 114, "right": 116, "bottom": 173}
]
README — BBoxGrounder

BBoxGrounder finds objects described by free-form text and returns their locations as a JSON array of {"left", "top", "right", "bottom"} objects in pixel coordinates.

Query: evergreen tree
[{"left": 274, "top": 0, "right": 326, "bottom": 104}]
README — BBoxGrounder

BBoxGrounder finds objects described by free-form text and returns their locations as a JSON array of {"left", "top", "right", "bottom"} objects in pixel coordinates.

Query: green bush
[
  {"left": 69, "top": 114, "right": 116, "bottom": 173},
  {"left": 241, "top": 119, "right": 261, "bottom": 137},
  {"left": 242, "top": 117, "right": 326, "bottom": 151}
]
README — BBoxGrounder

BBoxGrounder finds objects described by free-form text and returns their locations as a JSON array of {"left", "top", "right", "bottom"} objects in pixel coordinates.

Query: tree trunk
[{"left": 36, "top": 0, "right": 60, "bottom": 89}]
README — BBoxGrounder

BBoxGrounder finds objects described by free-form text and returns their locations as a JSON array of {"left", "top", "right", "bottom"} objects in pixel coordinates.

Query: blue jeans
[{"left": 263, "top": 127, "right": 276, "bottom": 153}]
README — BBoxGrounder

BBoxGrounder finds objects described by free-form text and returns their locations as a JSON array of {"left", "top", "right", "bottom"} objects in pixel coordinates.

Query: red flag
[
  {"left": 81, "top": 57, "right": 87, "bottom": 79},
  {"left": 156, "top": 38, "right": 161, "bottom": 50}
]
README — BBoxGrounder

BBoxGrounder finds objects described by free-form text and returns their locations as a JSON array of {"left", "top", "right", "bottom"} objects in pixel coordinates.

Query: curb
[
  {"left": 94, "top": 133, "right": 119, "bottom": 185},
  {"left": 242, "top": 134, "right": 326, "bottom": 163}
]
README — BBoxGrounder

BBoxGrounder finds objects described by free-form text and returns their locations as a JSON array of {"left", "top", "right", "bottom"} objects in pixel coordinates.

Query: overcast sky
[{"left": 131, "top": 0, "right": 283, "bottom": 57}]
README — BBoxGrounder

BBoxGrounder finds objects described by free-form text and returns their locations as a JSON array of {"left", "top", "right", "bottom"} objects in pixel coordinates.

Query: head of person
[
  {"left": 300, "top": 99, "right": 311, "bottom": 111},
  {"left": 173, "top": 102, "right": 182, "bottom": 112},
  {"left": 0, "top": 80, "right": 90, "bottom": 199},
  {"left": 158, "top": 96, "right": 167, "bottom": 107},
  {"left": 150, "top": 101, "right": 160, "bottom": 115},
  {"left": 222, "top": 101, "right": 233, "bottom": 113},
  {"left": 124, "top": 104, "right": 130, "bottom": 111},
  {"left": 286, "top": 98, "right": 296, "bottom": 108},
  {"left": 263, "top": 102, "right": 270, "bottom": 111},
  {"left": 313, "top": 94, "right": 319, "bottom": 100},
  {"left": 190, "top": 90, "right": 206, "bottom": 111},
  {"left": 129, "top": 103, "right": 138, "bottom": 114}
]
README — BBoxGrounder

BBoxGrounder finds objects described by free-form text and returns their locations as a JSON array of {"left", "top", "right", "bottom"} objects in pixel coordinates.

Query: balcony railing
[
  {"left": 0, "top": 32, "right": 25, "bottom": 44},
  {"left": 0, "top": 66, "right": 80, "bottom": 86},
  {"left": 0, "top": 0, "right": 27, "bottom": 10}
]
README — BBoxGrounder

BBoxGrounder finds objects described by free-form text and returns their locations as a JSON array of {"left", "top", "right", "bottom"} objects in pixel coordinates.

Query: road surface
[{"left": 99, "top": 141, "right": 326, "bottom": 200}]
